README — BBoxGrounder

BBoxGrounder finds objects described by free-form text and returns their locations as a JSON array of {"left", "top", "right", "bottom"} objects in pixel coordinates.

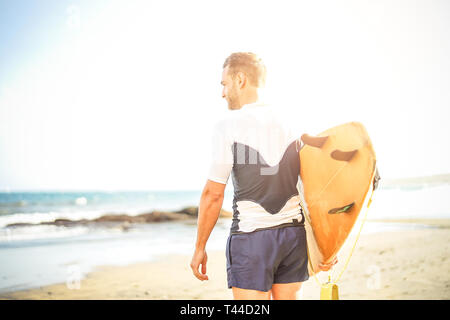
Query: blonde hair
[{"left": 223, "top": 52, "right": 266, "bottom": 87}]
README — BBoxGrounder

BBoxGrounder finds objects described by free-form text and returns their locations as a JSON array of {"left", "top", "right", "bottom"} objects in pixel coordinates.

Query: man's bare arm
[
  {"left": 190, "top": 179, "right": 226, "bottom": 281},
  {"left": 195, "top": 180, "right": 226, "bottom": 250}
]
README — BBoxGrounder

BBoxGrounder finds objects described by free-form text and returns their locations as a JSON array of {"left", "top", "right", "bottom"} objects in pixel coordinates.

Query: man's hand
[
  {"left": 190, "top": 249, "right": 209, "bottom": 281},
  {"left": 318, "top": 256, "right": 338, "bottom": 271}
]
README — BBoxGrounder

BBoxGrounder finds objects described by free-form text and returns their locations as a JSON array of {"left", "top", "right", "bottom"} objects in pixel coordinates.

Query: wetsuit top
[{"left": 208, "top": 102, "right": 305, "bottom": 234}]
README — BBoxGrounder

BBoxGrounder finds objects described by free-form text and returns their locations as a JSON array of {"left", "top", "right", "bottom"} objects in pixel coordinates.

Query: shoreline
[
  {"left": 367, "top": 218, "right": 450, "bottom": 228},
  {"left": 1, "top": 220, "right": 449, "bottom": 300},
  {"left": 2, "top": 206, "right": 232, "bottom": 229}
]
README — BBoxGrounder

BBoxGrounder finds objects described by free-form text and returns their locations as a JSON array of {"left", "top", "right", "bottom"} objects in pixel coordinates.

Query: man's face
[{"left": 221, "top": 66, "right": 241, "bottom": 110}]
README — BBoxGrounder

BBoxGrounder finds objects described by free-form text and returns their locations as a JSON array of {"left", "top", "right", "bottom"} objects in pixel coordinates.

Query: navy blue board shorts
[{"left": 226, "top": 225, "right": 309, "bottom": 292}]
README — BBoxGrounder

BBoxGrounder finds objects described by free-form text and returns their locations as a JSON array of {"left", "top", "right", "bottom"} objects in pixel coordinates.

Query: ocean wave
[
  {"left": 0, "top": 225, "right": 90, "bottom": 243},
  {"left": 0, "top": 208, "right": 197, "bottom": 243},
  {"left": 0, "top": 210, "right": 108, "bottom": 228}
]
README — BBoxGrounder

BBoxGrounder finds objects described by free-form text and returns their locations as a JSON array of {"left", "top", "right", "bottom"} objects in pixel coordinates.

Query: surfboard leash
[
  {"left": 303, "top": 170, "right": 377, "bottom": 299},
  {"left": 333, "top": 185, "right": 375, "bottom": 284}
]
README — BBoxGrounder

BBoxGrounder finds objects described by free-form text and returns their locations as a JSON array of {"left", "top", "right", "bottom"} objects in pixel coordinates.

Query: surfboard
[{"left": 298, "top": 122, "right": 380, "bottom": 274}]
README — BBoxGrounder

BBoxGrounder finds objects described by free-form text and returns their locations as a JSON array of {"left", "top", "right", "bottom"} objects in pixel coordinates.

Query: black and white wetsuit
[{"left": 208, "top": 102, "right": 305, "bottom": 234}]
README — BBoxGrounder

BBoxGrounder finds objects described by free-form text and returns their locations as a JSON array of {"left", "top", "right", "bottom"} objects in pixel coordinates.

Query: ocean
[{"left": 0, "top": 182, "right": 449, "bottom": 293}]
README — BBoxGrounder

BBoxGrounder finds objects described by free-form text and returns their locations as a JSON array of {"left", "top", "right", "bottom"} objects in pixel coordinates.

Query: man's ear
[{"left": 236, "top": 71, "right": 247, "bottom": 89}]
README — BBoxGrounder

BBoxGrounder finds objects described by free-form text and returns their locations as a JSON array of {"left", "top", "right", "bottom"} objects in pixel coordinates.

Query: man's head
[{"left": 221, "top": 52, "right": 267, "bottom": 110}]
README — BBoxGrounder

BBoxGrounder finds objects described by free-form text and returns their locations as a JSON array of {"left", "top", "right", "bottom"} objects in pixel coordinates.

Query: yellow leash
[
  {"left": 334, "top": 188, "right": 374, "bottom": 284},
  {"left": 303, "top": 179, "right": 376, "bottom": 300}
]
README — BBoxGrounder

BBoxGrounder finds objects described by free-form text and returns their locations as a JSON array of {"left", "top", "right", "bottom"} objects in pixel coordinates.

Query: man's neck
[{"left": 238, "top": 89, "right": 259, "bottom": 109}]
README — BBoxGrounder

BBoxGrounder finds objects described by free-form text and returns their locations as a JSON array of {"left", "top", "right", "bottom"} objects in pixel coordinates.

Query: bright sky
[{"left": 0, "top": 0, "right": 449, "bottom": 191}]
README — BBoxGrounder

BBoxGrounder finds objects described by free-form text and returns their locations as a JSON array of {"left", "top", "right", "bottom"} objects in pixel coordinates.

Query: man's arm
[{"left": 190, "top": 179, "right": 226, "bottom": 281}]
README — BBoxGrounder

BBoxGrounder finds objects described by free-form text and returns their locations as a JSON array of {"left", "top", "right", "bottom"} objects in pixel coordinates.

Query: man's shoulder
[{"left": 264, "top": 102, "right": 304, "bottom": 141}]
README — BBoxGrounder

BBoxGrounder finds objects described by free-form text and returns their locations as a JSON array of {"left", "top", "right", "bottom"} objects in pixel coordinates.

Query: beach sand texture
[{"left": 1, "top": 225, "right": 449, "bottom": 300}]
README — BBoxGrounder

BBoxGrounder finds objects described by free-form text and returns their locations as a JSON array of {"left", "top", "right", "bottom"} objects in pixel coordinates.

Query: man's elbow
[
  {"left": 202, "top": 180, "right": 226, "bottom": 202},
  {"left": 203, "top": 188, "right": 224, "bottom": 202}
]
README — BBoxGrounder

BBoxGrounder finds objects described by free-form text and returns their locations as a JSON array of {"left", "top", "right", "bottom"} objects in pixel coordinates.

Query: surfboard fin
[
  {"left": 373, "top": 167, "right": 381, "bottom": 191},
  {"left": 301, "top": 134, "right": 328, "bottom": 148},
  {"left": 328, "top": 202, "right": 355, "bottom": 214},
  {"left": 330, "top": 149, "right": 358, "bottom": 161}
]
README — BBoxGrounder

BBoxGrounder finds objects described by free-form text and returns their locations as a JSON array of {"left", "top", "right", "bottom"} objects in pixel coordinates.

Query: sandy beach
[{"left": 1, "top": 221, "right": 449, "bottom": 300}]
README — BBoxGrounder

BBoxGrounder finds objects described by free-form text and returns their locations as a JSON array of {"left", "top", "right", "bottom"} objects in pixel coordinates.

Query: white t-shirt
[{"left": 208, "top": 101, "right": 305, "bottom": 234}]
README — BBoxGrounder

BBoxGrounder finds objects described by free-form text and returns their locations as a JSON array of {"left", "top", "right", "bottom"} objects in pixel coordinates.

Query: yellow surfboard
[{"left": 299, "top": 122, "right": 379, "bottom": 274}]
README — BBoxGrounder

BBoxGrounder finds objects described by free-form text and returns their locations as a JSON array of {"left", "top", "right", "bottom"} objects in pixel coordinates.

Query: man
[{"left": 190, "top": 52, "right": 335, "bottom": 300}]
